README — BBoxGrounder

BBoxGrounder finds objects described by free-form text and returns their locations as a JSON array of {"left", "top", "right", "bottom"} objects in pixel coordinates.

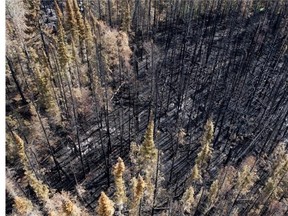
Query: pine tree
[
  {"left": 14, "top": 196, "right": 34, "bottom": 215},
  {"left": 96, "top": 192, "right": 115, "bottom": 216},
  {"left": 112, "top": 157, "right": 127, "bottom": 212},
  {"left": 62, "top": 199, "right": 75, "bottom": 215},
  {"left": 54, "top": 0, "right": 63, "bottom": 20},
  {"left": 65, "top": 0, "right": 78, "bottom": 42},
  {"left": 56, "top": 14, "right": 70, "bottom": 69},
  {"left": 6, "top": 172, "right": 40, "bottom": 215},
  {"left": 181, "top": 186, "right": 195, "bottom": 213},
  {"left": 23, "top": 0, "right": 51, "bottom": 66},
  {"left": 235, "top": 165, "right": 258, "bottom": 195},
  {"left": 137, "top": 117, "right": 158, "bottom": 203},
  {"left": 33, "top": 64, "right": 59, "bottom": 116},
  {"left": 195, "top": 119, "right": 214, "bottom": 167},
  {"left": 44, "top": 191, "right": 87, "bottom": 216},
  {"left": 208, "top": 179, "right": 219, "bottom": 204},
  {"left": 27, "top": 47, "right": 60, "bottom": 119},
  {"left": 130, "top": 175, "right": 146, "bottom": 215},
  {"left": 13, "top": 132, "right": 50, "bottom": 202},
  {"left": 13, "top": 132, "right": 29, "bottom": 168},
  {"left": 72, "top": 0, "right": 86, "bottom": 41},
  {"left": 25, "top": 170, "right": 50, "bottom": 202},
  {"left": 70, "top": 38, "right": 87, "bottom": 87},
  {"left": 120, "top": 0, "right": 132, "bottom": 33},
  {"left": 23, "top": 0, "right": 40, "bottom": 40},
  {"left": 84, "top": 17, "right": 94, "bottom": 56},
  {"left": 6, "top": 132, "right": 18, "bottom": 166},
  {"left": 190, "top": 163, "right": 201, "bottom": 182},
  {"left": 140, "top": 118, "right": 157, "bottom": 163}
]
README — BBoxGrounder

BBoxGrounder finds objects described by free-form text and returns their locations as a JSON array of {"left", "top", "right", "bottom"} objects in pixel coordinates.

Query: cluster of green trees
[{"left": 7, "top": 118, "right": 288, "bottom": 215}]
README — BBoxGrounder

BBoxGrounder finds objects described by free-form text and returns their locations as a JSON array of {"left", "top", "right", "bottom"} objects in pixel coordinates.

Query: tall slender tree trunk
[{"left": 6, "top": 56, "right": 28, "bottom": 104}]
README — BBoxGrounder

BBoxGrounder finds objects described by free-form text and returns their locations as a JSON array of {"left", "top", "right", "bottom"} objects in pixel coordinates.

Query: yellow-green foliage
[
  {"left": 29, "top": 46, "right": 51, "bottom": 74},
  {"left": 70, "top": 38, "right": 78, "bottom": 61},
  {"left": 130, "top": 175, "right": 146, "bottom": 215},
  {"left": 190, "top": 163, "right": 201, "bottom": 182},
  {"left": 45, "top": 191, "right": 86, "bottom": 216},
  {"left": 72, "top": 0, "right": 85, "bottom": 41},
  {"left": 57, "top": 15, "right": 70, "bottom": 68},
  {"left": 195, "top": 142, "right": 213, "bottom": 166},
  {"left": 112, "top": 157, "right": 127, "bottom": 206},
  {"left": 277, "top": 154, "right": 288, "bottom": 176},
  {"left": 13, "top": 132, "right": 50, "bottom": 202},
  {"left": 7, "top": 173, "right": 37, "bottom": 215},
  {"left": 132, "top": 175, "right": 146, "bottom": 201},
  {"left": 13, "top": 196, "right": 34, "bottom": 215},
  {"left": 181, "top": 186, "right": 195, "bottom": 213},
  {"left": 201, "top": 118, "right": 214, "bottom": 147},
  {"left": 84, "top": 17, "right": 94, "bottom": 56},
  {"left": 260, "top": 151, "right": 287, "bottom": 200},
  {"left": 208, "top": 179, "right": 219, "bottom": 204},
  {"left": 138, "top": 118, "right": 158, "bottom": 200},
  {"left": 62, "top": 199, "right": 74, "bottom": 215},
  {"left": 272, "top": 144, "right": 288, "bottom": 178},
  {"left": 130, "top": 118, "right": 158, "bottom": 178},
  {"left": 262, "top": 177, "right": 281, "bottom": 199},
  {"left": 13, "top": 132, "right": 29, "bottom": 168},
  {"left": 34, "top": 64, "right": 57, "bottom": 113},
  {"left": 6, "top": 133, "right": 18, "bottom": 164},
  {"left": 25, "top": 170, "right": 50, "bottom": 201},
  {"left": 140, "top": 119, "right": 157, "bottom": 163},
  {"left": 195, "top": 119, "right": 214, "bottom": 166},
  {"left": 96, "top": 192, "right": 115, "bottom": 216},
  {"left": 120, "top": 0, "right": 131, "bottom": 33},
  {"left": 236, "top": 165, "right": 258, "bottom": 195},
  {"left": 65, "top": 0, "right": 78, "bottom": 41}
]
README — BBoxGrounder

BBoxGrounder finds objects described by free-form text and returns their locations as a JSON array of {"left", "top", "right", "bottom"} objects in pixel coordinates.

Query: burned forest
[{"left": 5, "top": 0, "right": 288, "bottom": 215}]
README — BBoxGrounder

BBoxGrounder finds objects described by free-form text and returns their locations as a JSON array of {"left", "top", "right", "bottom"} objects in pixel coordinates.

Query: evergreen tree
[
  {"left": 112, "top": 157, "right": 127, "bottom": 213},
  {"left": 195, "top": 119, "right": 214, "bottom": 167},
  {"left": 72, "top": 0, "right": 86, "bottom": 41},
  {"left": 181, "top": 186, "right": 195, "bottom": 213},
  {"left": 23, "top": 0, "right": 51, "bottom": 67},
  {"left": 13, "top": 132, "right": 50, "bottom": 202},
  {"left": 96, "top": 192, "right": 115, "bottom": 216},
  {"left": 56, "top": 14, "right": 70, "bottom": 69},
  {"left": 23, "top": 0, "right": 41, "bottom": 41},
  {"left": 120, "top": 0, "right": 132, "bottom": 33},
  {"left": 139, "top": 117, "right": 158, "bottom": 203},
  {"left": 130, "top": 175, "right": 146, "bottom": 215},
  {"left": 65, "top": 0, "right": 79, "bottom": 42},
  {"left": 84, "top": 17, "right": 94, "bottom": 56}
]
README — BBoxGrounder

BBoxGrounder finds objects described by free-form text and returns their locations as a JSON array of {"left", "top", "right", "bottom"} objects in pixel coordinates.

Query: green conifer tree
[
  {"left": 56, "top": 15, "right": 70, "bottom": 69},
  {"left": 120, "top": 0, "right": 132, "bottom": 33},
  {"left": 96, "top": 192, "right": 115, "bottom": 216},
  {"left": 72, "top": 0, "right": 86, "bottom": 41},
  {"left": 65, "top": 0, "right": 78, "bottom": 42}
]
